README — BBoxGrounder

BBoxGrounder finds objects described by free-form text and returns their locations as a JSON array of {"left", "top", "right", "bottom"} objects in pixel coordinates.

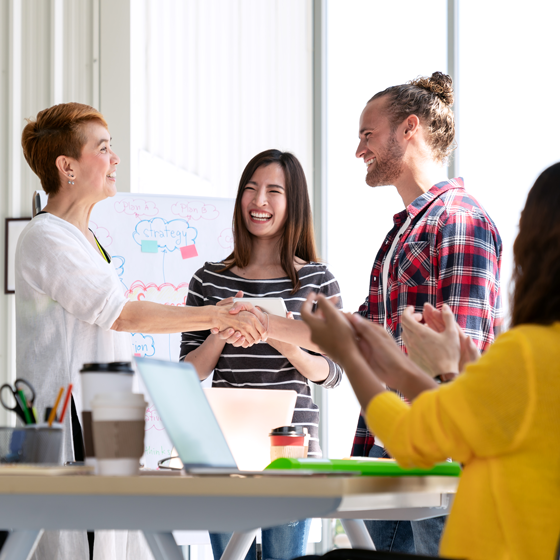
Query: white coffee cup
[
  {"left": 81, "top": 363, "right": 134, "bottom": 410},
  {"left": 91, "top": 392, "right": 147, "bottom": 476},
  {"left": 80, "top": 362, "right": 134, "bottom": 469}
]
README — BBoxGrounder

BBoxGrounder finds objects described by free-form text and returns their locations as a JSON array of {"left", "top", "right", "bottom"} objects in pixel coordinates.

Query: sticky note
[
  {"left": 180, "top": 244, "right": 198, "bottom": 259},
  {"left": 134, "top": 353, "right": 141, "bottom": 357},
  {"left": 141, "top": 240, "right": 158, "bottom": 253}
]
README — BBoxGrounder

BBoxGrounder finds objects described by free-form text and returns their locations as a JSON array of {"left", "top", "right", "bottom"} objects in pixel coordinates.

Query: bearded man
[{"left": 351, "top": 72, "right": 503, "bottom": 555}]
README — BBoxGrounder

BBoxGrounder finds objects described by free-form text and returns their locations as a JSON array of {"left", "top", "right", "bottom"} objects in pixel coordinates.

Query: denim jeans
[
  {"left": 363, "top": 445, "right": 445, "bottom": 556},
  {"left": 210, "top": 519, "right": 311, "bottom": 560}
]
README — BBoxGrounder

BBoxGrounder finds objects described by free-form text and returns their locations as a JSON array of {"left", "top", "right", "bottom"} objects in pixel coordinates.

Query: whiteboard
[{"left": 90, "top": 192, "right": 235, "bottom": 468}]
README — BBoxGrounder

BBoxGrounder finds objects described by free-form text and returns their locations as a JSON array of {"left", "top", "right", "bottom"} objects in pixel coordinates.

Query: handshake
[{"left": 211, "top": 291, "right": 293, "bottom": 348}]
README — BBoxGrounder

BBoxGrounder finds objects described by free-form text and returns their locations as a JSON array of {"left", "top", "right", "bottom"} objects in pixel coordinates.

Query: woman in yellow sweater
[{"left": 301, "top": 162, "right": 560, "bottom": 560}]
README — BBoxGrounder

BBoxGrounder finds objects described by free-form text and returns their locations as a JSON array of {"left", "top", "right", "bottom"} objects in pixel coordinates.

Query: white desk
[{"left": 0, "top": 473, "right": 458, "bottom": 560}]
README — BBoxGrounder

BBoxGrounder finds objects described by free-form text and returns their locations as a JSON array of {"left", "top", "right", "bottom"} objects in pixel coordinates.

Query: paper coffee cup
[
  {"left": 80, "top": 362, "right": 134, "bottom": 467},
  {"left": 269, "top": 425, "right": 308, "bottom": 461},
  {"left": 91, "top": 392, "right": 146, "bottom": 476}
]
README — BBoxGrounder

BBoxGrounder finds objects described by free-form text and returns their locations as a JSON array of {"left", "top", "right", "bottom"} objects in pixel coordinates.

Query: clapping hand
[
  {"left": 300, "top": 294, "right": 358, "bottom": 365},
  {"left": 401, "top": 304, "right": 461, "bottom": 378},
  {"left": 301, "top": 293, "right": 414, "bottom": 389},
  {"left": 403, "top": 303, "right": 481, "bottom": 377}
]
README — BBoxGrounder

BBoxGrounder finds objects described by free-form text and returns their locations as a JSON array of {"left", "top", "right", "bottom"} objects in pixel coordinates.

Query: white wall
[
  {"left": 0, "top": 0, "right": 97, "bottom": 424},
  {"left": 458, "top": 0, "right": 560, "bottom": 319},
  {"left": 325, "top": 0, "right": 447, "bottom": 458}
]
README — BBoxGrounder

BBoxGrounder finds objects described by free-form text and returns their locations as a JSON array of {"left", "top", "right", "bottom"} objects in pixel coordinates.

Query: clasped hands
[{"left": 211, "top": 291, "right": 294, "bottom": 349}]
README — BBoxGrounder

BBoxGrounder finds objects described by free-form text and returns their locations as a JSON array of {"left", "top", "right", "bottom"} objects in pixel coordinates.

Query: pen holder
[{"left": 0, "top": 425, "right": 64, "bottom": 465}]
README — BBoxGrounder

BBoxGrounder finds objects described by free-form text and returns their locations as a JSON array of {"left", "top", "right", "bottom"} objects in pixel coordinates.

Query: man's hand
[{"left": 401, "top": 304, "right": 461, "bottom": 377}]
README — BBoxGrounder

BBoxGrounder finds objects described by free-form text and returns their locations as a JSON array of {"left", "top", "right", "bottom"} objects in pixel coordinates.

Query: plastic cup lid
[
  {"left": 80, "top": 362, "right": 134, "bottom": 374},
  {"left": 269, "top": 425, "right": 307, "bottom": 437}
]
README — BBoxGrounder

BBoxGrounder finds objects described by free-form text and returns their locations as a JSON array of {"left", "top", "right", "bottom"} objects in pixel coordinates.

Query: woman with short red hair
[{"left": 17, "top": 102, "right": 265, "bottom": 560}]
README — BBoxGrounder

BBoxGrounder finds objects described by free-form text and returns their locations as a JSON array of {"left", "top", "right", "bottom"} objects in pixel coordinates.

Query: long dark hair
[
  {"left": 221, "top": 149, "right": 318, "bottom": 293},
  {"left": 511, "top": 162, "right": 560, "bottom": 326}
]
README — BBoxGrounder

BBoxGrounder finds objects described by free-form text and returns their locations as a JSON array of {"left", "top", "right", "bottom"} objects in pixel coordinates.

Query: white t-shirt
[
  {"left": 377, "top": 215, "right": 411, "bottom": 450},
  {"left": 382, "top": 215, "right": 411, "bottom": 328},
  {"left": 15, "top": 213, "right": 147, "bottom": 560}
]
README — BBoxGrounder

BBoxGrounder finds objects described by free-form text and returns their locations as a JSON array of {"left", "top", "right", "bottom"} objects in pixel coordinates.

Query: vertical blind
[{"left": 132, "top": 0, "right": 313, "bottom": 199}]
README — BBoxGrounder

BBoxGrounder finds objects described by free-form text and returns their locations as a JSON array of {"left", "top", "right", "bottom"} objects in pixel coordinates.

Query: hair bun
[{"left": 410, "top": 71, "right": 454, "bottom": 106}]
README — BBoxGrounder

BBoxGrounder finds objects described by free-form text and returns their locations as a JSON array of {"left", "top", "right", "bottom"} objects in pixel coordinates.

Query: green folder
[{"left": 266, "top": 458, "right": 461, "bottom": 477}]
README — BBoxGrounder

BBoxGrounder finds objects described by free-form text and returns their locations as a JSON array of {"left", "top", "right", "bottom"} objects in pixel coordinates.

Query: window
[{"left": 326, "top": 0, "right": 447, "bottom": 458}]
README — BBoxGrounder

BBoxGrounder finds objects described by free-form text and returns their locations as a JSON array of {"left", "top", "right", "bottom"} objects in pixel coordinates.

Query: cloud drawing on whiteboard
[
  {"left": 131, "top": 333, "right": 156, "bottom": 358},
  {"left": 171, "top": 201, "right": 219, "bottom": 221},
  {"left": 89, "top": 221, "right": 113, "bottom": 248},
  {"left": 114, "top": 198, "right": 159, "bottom": 217},
  {"left": 112, "top": 256, "right": 127, "bottom": 291},
  {"left": 133, "top": 218, "right": 197, "bottom": 252},
  {"left": 125, "top": 280, "right": 190, "bottom": 306},
  {"left": 218, "top": 228, "right": 234, "bottom": 250}
]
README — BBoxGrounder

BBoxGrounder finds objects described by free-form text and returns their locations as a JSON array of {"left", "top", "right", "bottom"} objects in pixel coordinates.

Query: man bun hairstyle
[
  {"left": 370, "top": 71, "right": 455, "bottom": 163},
  {"left": 21, "top": 102, "right": 108, "bottom": 195}
]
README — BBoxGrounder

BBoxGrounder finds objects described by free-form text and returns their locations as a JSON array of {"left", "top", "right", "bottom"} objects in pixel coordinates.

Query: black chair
[{"left": 293, "top": 548, "right": 462, "bottom": 560}]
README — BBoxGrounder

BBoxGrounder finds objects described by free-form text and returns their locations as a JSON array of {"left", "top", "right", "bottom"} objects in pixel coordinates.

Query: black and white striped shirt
[{"left": 180, "top": 261, "right": 343, "bottom": 456}]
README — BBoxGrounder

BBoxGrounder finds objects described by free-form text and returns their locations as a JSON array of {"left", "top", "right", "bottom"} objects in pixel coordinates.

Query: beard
[{"left": 365, "top": 133, "right": 405, "bottom": 188}]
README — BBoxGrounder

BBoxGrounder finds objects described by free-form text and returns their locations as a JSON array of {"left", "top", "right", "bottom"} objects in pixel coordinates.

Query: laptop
[
  {"left": 205, "top": 387, "right": 296, "bottom": 471},
  {"left": 135, "top": 357, "right": 313, "bottom": 476}
]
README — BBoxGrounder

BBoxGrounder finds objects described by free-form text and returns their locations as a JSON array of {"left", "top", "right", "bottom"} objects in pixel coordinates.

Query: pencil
[
  {"left": 58, "top": 384, "right": 73, "bottom": 423},
  {"left": 48, "top": 387, "right": 65, "bottom": 427},
  {"left": 17, "top": 389, "right": 33, "bottom": 425}
]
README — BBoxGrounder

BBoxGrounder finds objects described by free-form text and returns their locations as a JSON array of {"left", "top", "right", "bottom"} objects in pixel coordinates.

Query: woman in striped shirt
[{"left": 180, "top": 149, "right": 342, "bottom": 560}]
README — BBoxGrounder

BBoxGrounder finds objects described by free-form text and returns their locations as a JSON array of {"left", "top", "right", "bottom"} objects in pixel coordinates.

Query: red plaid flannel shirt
[{"left": 351, "top": 178, "right": 503, "bottom": 457}]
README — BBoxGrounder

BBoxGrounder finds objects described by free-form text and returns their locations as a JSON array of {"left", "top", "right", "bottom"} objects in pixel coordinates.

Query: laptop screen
[{"left": 135, "top": 357, "right": 237, "bottom": 469}]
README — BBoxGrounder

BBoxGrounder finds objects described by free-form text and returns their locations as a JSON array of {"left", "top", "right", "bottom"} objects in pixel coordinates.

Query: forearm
[
  {"left": 112, "top": 301, "right": 221, "bottom": 333},
  {"left": 267, "top": 316, "right": 321, "bottom": 353},
  {"left": 274, "top": 343, "right": 330, "bottom": 383},
  {"left": 341, "top": 349, "right": 437, "bottom": 404},
  {"left": 398, "top": 365, "right": 439, "bottom": 400},
  {"left": 182, "top": 335, "right": 226, "bottom": 380}
]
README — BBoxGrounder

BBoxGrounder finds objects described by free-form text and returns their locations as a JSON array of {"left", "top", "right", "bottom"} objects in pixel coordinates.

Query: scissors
[{"left": 0, "top": 378, "right": 37, "bottom": 424}]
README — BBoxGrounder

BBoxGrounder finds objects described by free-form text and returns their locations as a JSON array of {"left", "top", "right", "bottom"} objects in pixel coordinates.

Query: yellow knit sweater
[{"left": 366, "top": 323, "right": 560, "bottom": 560}]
